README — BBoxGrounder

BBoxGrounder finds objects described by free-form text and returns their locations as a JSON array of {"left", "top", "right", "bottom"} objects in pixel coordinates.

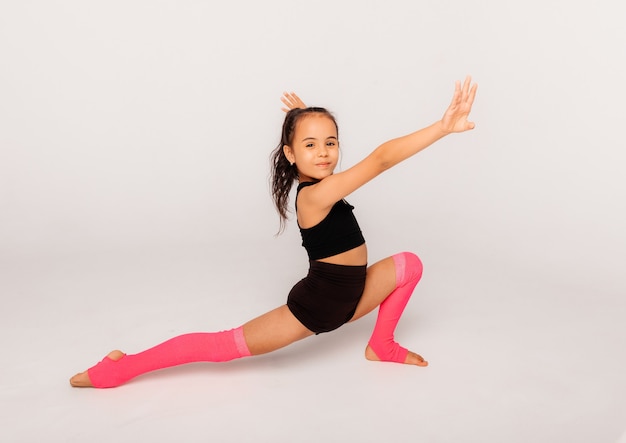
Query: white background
[{"left": 1, "top": 1, "right": 625, "bottom": 442}]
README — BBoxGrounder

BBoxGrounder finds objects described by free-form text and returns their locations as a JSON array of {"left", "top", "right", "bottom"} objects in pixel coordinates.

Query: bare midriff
[{"left": 315, "top": 243, "right": 368, "bottom": 266}]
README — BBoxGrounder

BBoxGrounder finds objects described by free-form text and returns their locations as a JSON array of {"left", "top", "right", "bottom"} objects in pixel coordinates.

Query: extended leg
[
  {"left": 72, "top": 328, "right": 250, "bottom": 388},
  {"left": 70, "top": 305, "right": 313, "bottom": 388}
]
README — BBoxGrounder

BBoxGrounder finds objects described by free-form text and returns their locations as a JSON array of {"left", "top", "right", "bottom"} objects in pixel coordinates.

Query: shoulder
[
  {"left": 295, "top": 181, "right": 336, "bottom": 228},
  {"left": 301, "top": 157, "right": 383, "bottom": 210},
  {"left": 297, "top": 181, "right": 318, "bottom": 192}
]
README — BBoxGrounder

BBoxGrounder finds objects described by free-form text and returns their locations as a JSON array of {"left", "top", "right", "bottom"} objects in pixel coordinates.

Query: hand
[
  {"left": 440, "top": 76, "right": 478, "bottom": 133},
  {"left": 281, "top": 92, "right": 306, "bottom": 112}
]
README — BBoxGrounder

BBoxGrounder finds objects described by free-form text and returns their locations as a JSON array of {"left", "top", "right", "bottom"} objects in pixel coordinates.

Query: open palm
[{"left": 441, "top": 76, "right": 478, "bottom": 133}]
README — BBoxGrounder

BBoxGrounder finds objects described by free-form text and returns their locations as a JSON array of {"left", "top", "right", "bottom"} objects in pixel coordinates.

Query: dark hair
[{"left": 270, "top": 107, "right": 338, "bottom": 234}]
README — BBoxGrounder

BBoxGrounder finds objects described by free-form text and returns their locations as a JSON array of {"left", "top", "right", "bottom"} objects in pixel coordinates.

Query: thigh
[
  {"left": 287, "top": 262, "right": 367, "bottom": 334},
  {"left": 242, "top": 305, "right": 314, "bottom": 355},
  {"left": 349, "top": 256, "right": 397, "bottom": 323}
]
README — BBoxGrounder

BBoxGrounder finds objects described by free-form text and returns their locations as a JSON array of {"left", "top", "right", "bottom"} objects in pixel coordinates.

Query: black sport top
[{"left": 296, "top": 182, "right": 366, "bottom": 260}]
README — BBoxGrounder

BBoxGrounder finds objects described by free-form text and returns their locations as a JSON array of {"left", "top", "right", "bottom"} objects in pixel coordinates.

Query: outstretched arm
[
  {"left": 281, "top": 92, "right": 306, "bottom": 112},
  {"left": 373, "top": 75, "right": 477, "bottom": 170},
  {"left": 303, "top": 76, "right": 478, "bottom": 208}
]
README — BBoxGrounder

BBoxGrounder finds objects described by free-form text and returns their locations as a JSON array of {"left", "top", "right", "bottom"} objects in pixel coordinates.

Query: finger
[
  {"left": 467, "top": 82, "right": 478, "bottom": 106},
  {"left": 281, "top": 97, "right": 298, "bottom": 110},
  {"left": 462, "top": 75, "right": 472, "bottom": 97},
  {"left": 290, "top": 95, "right": 304, "bottom": 107},
  {"left": 449, "top": 80, "right": 462, "bottom": 107}
]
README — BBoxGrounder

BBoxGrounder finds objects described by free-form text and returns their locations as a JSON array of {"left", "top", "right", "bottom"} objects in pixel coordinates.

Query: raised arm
[
  {"left": 303, "top": 76, "right": 478, "bottom": 209},
  {"left": 370, "top": 76, "right": 477, "bottom": 170}
]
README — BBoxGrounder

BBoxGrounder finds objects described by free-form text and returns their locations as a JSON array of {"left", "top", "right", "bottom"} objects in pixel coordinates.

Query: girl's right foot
[
  {"left": 365, "top": 344, "right": 428, "bottom": 366},
  {"left": 69, "top": 350, "right": 125, "bottom": 388}
]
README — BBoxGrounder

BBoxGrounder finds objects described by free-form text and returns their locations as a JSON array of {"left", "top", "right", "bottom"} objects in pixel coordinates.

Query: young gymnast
[{"left": 70, "top": 76, "right": 478, "bottom": 388}]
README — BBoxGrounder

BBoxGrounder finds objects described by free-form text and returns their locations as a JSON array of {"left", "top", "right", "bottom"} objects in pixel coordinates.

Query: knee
[
  {"left": 405, "top": 251, "right": 423, "bottom": 280},
  {"left": 396, "top": 251, "right": 423, "bottom": 284}
]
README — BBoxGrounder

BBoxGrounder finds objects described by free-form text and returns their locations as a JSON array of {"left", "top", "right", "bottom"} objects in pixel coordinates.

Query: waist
[
  {"left": 307, "top": 258, "right": 368, "bottom": 282},
  {"left": 314, "top": 243, "right": 367, "bottom": 266}
]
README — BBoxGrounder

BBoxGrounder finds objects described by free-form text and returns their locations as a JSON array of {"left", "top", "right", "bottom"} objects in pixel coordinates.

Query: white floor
[{"left": 2, "top": 244, "right": 625, "bottom": 443}]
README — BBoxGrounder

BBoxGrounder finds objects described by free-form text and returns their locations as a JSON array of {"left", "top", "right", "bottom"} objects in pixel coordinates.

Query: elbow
[
  {"left": 379, "top": 160, "right": 393, "bottom": 172},
  {"left": 372, "top": 149, "right": 393, "bottom": 172}
]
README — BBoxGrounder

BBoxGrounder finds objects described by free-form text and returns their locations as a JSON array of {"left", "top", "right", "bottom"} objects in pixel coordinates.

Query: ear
[{"left": 283, "top": 145, "right": 295, "bottom": 165}]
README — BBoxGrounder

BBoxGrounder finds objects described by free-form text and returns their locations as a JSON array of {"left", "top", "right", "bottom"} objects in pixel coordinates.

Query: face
[{"left": 283, "top": 114, "right": 339, "bottom": 182}]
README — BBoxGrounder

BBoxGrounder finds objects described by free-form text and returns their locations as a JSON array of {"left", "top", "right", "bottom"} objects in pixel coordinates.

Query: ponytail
[{"left": 269, "top": 107, "right": 337, "bottom": 234}]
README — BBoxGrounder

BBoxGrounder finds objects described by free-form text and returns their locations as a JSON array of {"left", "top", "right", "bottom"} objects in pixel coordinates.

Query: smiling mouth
[{"left": 316, "top": 163, "right": 331, "bottom": 167}]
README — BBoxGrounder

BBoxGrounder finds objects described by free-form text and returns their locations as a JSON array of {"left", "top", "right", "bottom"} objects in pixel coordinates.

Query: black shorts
[{"left": 287, "top": 260, "right": 367, "bottom": 334}]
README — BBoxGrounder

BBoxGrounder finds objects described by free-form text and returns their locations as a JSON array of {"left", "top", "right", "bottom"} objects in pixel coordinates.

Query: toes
[
  {"left": 406, "top": 352, "right": 429, "bottom": 367},
  {"left": 69, "top": 371, "right": 93, "bottom": 387}
]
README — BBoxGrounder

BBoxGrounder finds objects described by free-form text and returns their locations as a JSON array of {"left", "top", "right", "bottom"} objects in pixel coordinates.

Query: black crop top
[{"left": 296, "top": 182, "right": 366, "bottom": 260}]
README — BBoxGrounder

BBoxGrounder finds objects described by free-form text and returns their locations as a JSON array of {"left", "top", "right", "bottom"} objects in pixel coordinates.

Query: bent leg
[
  {"left": 350, "top": 252, "right": 427, "bottom": 366},
  {"left": 70, "top": 305, "right": 313, "bottom": 388},
  {"left": 350, "top": 257, "right": 397, "bottom": 322}
]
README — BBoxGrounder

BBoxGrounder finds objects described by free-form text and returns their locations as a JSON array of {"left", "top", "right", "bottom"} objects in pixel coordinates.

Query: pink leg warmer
[
  {"left": 368, "top": 252, "right": 423, "bottom": 363},
  {"left": 87, "top": 326, "right": 251, "bottom": 388}
]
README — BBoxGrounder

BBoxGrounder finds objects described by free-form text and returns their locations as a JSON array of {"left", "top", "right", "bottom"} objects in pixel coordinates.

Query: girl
[{"left": 70, "top": 77, "right": 477, "bottom": 388}]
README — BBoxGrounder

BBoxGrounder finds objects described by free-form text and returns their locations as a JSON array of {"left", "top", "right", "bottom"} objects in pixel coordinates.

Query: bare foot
[
  {"left": 365, "top": 344, "right": 428, "bottom": 367},
  {"left": 69, "top": 350, "right": 125, "bottom": 388}
]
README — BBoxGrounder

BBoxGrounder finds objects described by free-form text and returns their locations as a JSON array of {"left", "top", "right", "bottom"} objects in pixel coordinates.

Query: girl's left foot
[
  {"left": 69, "top": 350, "right": 125, "bottom": 388},
  {"left": 365, "top": 344, "right": 428, "bottom": 366}
]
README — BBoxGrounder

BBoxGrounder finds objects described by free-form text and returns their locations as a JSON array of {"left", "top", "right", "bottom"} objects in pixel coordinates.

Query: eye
[
  {"left": 326, "top": 141, "right": 336, "bottom": 147},
  {"left": 305, "top": 143, "right": 314, "bottom": 148}
]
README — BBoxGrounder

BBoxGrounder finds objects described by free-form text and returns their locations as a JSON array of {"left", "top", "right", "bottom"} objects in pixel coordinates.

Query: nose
[{"left": 318, "top": 145, "right": 328, "bottom": 157}]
